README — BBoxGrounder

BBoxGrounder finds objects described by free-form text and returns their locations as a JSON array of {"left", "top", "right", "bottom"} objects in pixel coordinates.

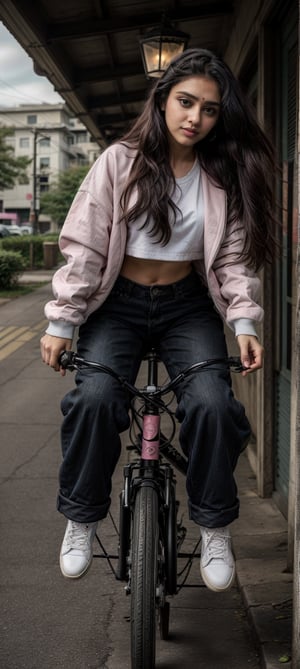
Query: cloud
[{"left": 0, "top": 21, "right": 64, "bottom": 106}]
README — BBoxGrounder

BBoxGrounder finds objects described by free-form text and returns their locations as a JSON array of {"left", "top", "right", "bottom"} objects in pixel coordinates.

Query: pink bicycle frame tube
[{"left": 141, "top": 414, "right": 160, "bottom": 460}]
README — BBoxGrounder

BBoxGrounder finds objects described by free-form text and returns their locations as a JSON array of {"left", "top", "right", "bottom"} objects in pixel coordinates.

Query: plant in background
[
  {"left": 1, "top": 234, "right": 58, "bottom": 267},
  {"left": 40, "top": 164, "right": 90, "bottom": 227},
  {"left": 0, "top": 250, "right": 27, "bottom": 289},
  {"left": 0, "top": 127, "right": 31, "bottom": 189}
]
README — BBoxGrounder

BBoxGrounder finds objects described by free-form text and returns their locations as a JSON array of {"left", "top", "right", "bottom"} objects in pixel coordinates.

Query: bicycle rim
[{"left": 130, "top": 485, "right": 159, "bottom": 669}]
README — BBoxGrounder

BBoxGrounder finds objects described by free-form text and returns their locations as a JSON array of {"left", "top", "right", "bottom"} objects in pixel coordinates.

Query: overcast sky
[{"left": 0, "top": 21, "right": 63, "bottom": 107}]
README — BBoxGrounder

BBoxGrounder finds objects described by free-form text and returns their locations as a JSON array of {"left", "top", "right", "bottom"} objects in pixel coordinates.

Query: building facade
[
  {"left": 222, "top": 2, "right": 299, "bottom": 656},
  {"left": 0, "top": 103, "right": 101, "bottom": 231},
  {"left": 224, "top": 0, "right": 298, "bottom": 523}
]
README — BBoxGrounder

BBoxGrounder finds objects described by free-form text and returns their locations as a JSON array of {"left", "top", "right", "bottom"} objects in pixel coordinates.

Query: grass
[{"left": 0, "top": 282, "right": 47, "bottom": 299}]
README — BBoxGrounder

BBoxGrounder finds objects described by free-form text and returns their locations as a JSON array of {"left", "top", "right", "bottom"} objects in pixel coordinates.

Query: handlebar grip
[
  {"left": 59, "top": 350, "right": 75, "bottom": 369},
  {"left": 228, "top": 356, "right": 247, "bottom": 372}
]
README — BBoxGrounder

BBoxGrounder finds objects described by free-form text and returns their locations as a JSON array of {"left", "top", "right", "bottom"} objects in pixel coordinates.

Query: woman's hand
[
  {"left": 40, "top": 334, "right": 72, "bottom": 377},
  {"left": 236, "top": 334, "right": 264, "bottom": 377}
]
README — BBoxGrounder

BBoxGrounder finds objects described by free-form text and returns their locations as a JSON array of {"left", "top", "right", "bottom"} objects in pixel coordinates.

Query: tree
[
  {"left": 0, "top": 127, "right": 31, "bottom": 189},
  {"left": 40, "top": 164, "right": 91, "bottom": 226}
]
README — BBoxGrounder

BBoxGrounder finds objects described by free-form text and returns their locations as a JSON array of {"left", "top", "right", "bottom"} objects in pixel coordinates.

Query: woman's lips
[{"left": 181, "top": 127, "right": 198, "bottom": 137}]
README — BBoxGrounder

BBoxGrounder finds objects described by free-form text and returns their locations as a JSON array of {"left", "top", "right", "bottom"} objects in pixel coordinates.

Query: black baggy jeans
[{"left": 58, "top": 272, "right": 251, "bottom": 528}]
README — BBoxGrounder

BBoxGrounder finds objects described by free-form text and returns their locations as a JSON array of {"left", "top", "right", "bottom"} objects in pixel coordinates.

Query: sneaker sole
[{"left": 200, "top": 564, "right": 236, "bottom": 592}]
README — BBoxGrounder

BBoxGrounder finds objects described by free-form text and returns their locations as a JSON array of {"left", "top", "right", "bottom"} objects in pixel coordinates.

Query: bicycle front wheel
[{"left": 131, "top": 484, "right": 159, "bottom": 669}]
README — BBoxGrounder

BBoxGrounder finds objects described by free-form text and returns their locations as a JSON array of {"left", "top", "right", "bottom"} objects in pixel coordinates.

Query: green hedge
[
  {"left": 0, "top": 250, "right": 27, "bottom": 289},
  {"left": 1, "top": 234, "right": 60, "bottom": 268}
]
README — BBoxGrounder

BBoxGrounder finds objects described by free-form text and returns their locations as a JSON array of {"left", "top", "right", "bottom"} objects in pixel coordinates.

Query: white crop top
[{"left": 125, "top": 160, "right": 204, "bottom": 261}]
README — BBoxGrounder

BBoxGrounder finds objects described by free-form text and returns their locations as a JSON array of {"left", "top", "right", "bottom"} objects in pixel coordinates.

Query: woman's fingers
[
  {"left": 236, "top": 334, "right": 264, "bottom": 376},
  {"left": 40, "top": 334, "right": 72, "bottom": 375}
]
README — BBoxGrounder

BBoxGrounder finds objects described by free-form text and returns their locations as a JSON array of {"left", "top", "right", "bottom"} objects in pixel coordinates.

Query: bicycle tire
[{"left": 131, "top": 484, "right": 159, "bottom": 669}]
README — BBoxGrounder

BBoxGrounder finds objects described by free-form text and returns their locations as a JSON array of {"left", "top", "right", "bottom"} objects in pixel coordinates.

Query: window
[
  {"left": 39, "top": 137, "right": 51, "bottom": 147},
  {"left": 39, "top": 175, "right": 49, "bottom": 192},
  {"left": 27, "top": 114, "right": 37, "bottom": 125},
  {"left": 19, "top": 137, "right": 30, "bottom": 148},
  {"left": 40, "top": 157, "right": 50, "bottom": 169},
  {"left": 75, "top": 131, "right": 88, "bottom": 143}
]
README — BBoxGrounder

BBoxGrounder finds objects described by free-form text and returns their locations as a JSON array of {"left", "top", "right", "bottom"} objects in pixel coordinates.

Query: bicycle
[{"left": 59, "top": 349, "right": 244, "bottom": 669}]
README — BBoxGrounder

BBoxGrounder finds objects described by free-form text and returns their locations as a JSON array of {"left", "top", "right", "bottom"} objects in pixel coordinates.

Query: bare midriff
[{"left": 120, "top": 255, "right": 193, "bottom": 286}]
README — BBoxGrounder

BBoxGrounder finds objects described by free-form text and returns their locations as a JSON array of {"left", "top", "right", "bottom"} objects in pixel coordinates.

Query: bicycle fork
[
  {"left": 117, "top": 454, "right": 178, "bottom": 596},
  {"left": 116, "top": 349, "right": 182, "bottom": 595}
]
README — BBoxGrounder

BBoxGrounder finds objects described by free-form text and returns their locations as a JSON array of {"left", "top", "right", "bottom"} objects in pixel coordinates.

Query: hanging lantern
[{"left": 140, "top": 17, "right": 189, "bottom": 78}]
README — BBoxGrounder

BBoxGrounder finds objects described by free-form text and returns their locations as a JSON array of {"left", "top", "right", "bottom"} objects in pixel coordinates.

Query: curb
[{"left": 18, "top": 270, "right": 55, "bottom": 284}]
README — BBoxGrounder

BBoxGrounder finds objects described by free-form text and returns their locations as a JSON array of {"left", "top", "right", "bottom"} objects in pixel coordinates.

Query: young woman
[{"left": 40, "top": 48, "right": 276, "bottom": 592}]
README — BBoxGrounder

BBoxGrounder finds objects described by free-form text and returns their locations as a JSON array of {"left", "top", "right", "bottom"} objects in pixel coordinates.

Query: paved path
[{"left": 0, "top": 281, "right": 292, "bottom": 668}]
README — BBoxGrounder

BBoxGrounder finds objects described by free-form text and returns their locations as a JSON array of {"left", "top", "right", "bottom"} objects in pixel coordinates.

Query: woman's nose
[{"left": 188, "top": 108, "right": 201, "bottom": 127}]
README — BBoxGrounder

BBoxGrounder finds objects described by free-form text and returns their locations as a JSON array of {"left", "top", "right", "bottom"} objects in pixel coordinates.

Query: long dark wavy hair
[{"left": 119, "top": 48, "right": 277, "bottom": 270}]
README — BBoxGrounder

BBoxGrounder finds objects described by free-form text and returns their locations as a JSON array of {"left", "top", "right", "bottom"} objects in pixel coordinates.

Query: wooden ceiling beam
[
  {"left": 74, "top": 62, "right": 145, "bottom": 84},
  {"left": 85, "top": 90, "right": 147, "bottom": 109},
  {"left": 46, "top": 2, "right": 234, "bottom": 41}
]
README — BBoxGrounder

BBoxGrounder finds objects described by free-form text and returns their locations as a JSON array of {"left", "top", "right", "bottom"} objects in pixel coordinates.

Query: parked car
[
  {"left": 0, "top": 224, "right": 11, "bottom": 238},
  {"left": 20, "top": 222, "right": 33, "bottom": 234},
  {"left": 0, "top": 214, "right": 28, "bottom": 236},
  {"left": 7, "top": 225, "right": 22, "bottom": 236}
]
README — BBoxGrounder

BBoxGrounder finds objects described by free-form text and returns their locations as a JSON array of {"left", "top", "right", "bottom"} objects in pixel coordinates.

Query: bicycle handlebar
[{"left": 58, "top": 351, "right": 245, "bottom": 398}]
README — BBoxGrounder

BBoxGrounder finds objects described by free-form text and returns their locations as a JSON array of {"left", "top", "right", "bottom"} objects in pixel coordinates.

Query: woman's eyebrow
[{"left": 176, "top": 90, "right": 221, "bottom": 106}]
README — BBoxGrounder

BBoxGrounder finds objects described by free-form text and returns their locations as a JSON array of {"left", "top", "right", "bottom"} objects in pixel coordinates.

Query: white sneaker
[
  {"left": 200, "top": 525, "right": 235, "bottom": 592},
  {"left": 60, "top": 520, "right": 98, "bottom": 579}
]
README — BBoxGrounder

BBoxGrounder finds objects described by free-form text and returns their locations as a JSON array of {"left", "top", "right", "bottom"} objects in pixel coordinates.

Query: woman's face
[{"left": 161, "top": 75, "right": 221, "bottom": 153}]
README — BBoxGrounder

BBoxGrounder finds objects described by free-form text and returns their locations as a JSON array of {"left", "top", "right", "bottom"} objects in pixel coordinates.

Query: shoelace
[
  {"left": 205, "top": 529, "right": 230, "bottom": 559},
  {"left": 65, "top": 522, "right": 91, "bottom": 549}
]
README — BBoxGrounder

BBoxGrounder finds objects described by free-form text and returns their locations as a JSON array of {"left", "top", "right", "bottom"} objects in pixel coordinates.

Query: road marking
[
  {"left": 0, "top": 319, "right": 48, "bottom": 361},
  {"left": 0, "top": 326, "right": 28, "bottom": 347},
  {"left": 34, "top": 319, "right": 48, "bottom": 331},
  {"left": 0, "top": 326, "right": 17, "bottom": 338}
]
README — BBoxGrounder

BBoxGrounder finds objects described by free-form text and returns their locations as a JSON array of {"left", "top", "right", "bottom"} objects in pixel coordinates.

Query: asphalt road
[{"left": 0, "top": 283, "right": 261, "bottom": 668}]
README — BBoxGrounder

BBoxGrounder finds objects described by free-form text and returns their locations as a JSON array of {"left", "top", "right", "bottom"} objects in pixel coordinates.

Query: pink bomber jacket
[{"left": 45, "top": 142, "right": 263, "bottom": 340}]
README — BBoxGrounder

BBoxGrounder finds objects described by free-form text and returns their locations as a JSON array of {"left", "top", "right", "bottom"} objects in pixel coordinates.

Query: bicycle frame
[{"left": 139, "top": 349, "right": 188, "bottom": 475}]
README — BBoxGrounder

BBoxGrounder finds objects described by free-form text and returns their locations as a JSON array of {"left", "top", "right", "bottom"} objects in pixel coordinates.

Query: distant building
[
  {"left": 0, "top": 103, "right": 101, "bottom": 232},
  {"left": 68, "top": 116, "right": 101, "bottom": 165}
]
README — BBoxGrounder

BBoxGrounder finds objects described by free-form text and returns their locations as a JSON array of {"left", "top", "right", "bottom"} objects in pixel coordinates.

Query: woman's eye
[
  {"left": 178, "top": 98, "right": 191, "bottom": 108},
  {"left": 203, "top": 107, "right": 217, "bottom": 116}
]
